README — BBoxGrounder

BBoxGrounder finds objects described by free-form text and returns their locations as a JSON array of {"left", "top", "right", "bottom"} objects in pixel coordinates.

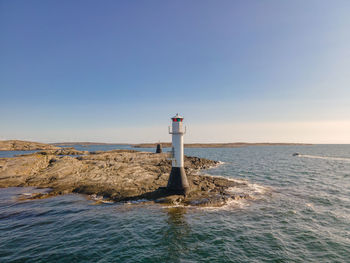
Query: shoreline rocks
[{"left": 0, "top": 150, "right": 254, "bottom": 207}]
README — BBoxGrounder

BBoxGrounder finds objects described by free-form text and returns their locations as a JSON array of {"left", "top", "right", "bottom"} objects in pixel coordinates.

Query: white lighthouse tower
[{"left": 167, "top": 113, "right": 190, "bottom": 195}]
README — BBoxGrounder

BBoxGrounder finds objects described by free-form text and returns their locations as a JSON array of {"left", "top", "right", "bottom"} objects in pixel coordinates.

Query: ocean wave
[
  {"left": 194, "top": 174, "right": 271, "bottom": 211},
  {"left": 125, "top": 199, "right": 150, "bottom": 205},
  {"left": 226, "top": 182, "right": 270, "bottom": 200},
  {"left": 297, "top": 154, "right": 350, "bottom": 162},
  {"left": 89, "top": 194, "right": 115, "bottom": 204}
]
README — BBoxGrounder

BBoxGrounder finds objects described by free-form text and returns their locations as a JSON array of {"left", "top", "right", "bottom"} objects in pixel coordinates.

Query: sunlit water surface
[{"left": 1, "top": 145, "right": 350, "bottom": 262}]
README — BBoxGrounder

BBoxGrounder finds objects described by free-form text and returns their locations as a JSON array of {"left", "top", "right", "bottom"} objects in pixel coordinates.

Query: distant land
[
  {"left": 53, "top": 141, "right": 311, "bottom": 148},
  {"left": 131, "top": 142, "right": 312, "bottom": 148},
  {"left": 0, "top": 140, "right": 312, "bottom": 151},
  {"left": 51, "top": 142, "right": 129, "bottom": 146}
]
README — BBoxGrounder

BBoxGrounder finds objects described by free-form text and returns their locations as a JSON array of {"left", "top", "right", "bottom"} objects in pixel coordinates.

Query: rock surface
[
  {"left": 0, "top": 150, "right": 253, "bottom": 207},
  {"left": 21, "top": 148, "right": 89, "bottom": 156},
  {"left": 0, "top": 140, "right": 60, "bottom": 151}
]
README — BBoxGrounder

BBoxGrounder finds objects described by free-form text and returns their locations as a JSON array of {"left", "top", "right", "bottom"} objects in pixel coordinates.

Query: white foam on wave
[
  {"left": 198, "top": 198, "right": 250, "bottom": 212},
  {"left": 226, "top": 182, "right": 270, "bottom": 200},
  {"left": 125, "top": 199, "right": 150, "bottom": 205},
  {"left": 101, "top": 200, "right": 114, "bottom": 204},
  {"left": 22, "top": 193, "right": 34, "bottom": 196},
  {"left": 199, "top": 173, "right": 270, "bottom": 194},
  {"left": 121, "top": 173, "right": 271, "bottom": 211},
  {"left": 306, "top": 203, "right": 315, "bottom": 210},
  {"left": 89, "top": 194, "right": 116, "bottom": 204},
  {"left": 199, "top": 173, "right": 249, "bottom": 183},
  {"left": 194, "top": 174, "right": 271, "bottom": 211},
  {"left": 203, "top": 161, "right": 225, "bottom": 171},
  {"left": 298, "top": 154, "right": 350, "bottom": 162}
]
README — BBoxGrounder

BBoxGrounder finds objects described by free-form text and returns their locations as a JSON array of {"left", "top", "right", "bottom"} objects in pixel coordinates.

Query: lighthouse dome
[{"left": 171, "top": 113, "right": 184, "bottom": 122}]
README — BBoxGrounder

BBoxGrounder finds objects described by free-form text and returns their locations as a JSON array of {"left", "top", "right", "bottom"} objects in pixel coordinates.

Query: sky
[{"left": 0, "top": 0, "right": 349, "bottom": 143}]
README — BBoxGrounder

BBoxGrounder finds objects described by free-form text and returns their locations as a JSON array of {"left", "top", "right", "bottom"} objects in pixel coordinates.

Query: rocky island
[
  {"left": 0, "top": 149, "right": 253, "bottom": 207},
  {"left": 0, "top": 140, "right": 60, "bottom": 151}
]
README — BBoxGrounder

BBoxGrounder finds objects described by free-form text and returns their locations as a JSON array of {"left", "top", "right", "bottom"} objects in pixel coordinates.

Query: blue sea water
[
  {"left": 1, "top": 145, "right": 350, "bottom": 262},
  {"left": 0, "top": 150, "right": 38, "bottom": 158}
]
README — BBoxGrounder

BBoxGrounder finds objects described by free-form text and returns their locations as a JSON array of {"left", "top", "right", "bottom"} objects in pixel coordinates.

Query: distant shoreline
[
  {"left": 131, "top": 142, "right": 312, "bottom": 148},
  {"left": 52, "top": 142, "right": 312, "bottom": 148},
  {"left": 51, "top": 142, "right": 130, "bottom": 146},
  {"left": 0, "top": 140, "right": 313, "bottom": 151}
]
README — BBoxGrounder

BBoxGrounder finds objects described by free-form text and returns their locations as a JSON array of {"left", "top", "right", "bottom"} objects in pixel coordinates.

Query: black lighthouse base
[{"left": 167, "top": 167, "right": 190, "bottom": 195}]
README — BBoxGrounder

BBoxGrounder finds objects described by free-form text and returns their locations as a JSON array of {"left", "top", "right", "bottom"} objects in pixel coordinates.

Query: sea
[{"left": 1, "top": 145, "right": 349, "bottom": 262}]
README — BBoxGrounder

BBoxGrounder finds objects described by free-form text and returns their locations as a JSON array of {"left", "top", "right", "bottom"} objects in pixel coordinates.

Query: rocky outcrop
[
  {"left": 0, "top": 150, "right": 252, "bottom": 207},
  {"left": 0, "top": 140, "right": 60, "bottom": 151},
  {"left": 22, "top": 148, "right": 89, "bottom": 156}
]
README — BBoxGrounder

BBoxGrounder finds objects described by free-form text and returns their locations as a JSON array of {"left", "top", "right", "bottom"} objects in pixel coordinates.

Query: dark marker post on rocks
[
  {"left": 167, "top": 113, "right": 190, "bottom": 195},
  {"left": 156, "top": 143, "right": 162, "bottom": 153}
]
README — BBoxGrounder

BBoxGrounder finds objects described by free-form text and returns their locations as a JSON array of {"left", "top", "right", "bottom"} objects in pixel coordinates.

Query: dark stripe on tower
[{"left": 167, "top": 167, "right": 189, "bottom": 195}]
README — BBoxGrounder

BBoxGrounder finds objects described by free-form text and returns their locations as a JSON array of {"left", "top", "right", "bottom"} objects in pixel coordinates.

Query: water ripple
[{"left": 1, "top": 145, "right": 350, "bottom": 262}]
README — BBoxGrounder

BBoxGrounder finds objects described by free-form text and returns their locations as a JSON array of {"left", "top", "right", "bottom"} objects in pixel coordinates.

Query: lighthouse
[{"left": 167, "top": 113, "right": 190, "bottom": 195}]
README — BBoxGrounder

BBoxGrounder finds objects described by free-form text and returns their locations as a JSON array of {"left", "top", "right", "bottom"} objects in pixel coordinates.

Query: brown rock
[
  {"left": 0, "top": 140, "right": 60, "bottom": 151},
  {"left": 0, "top": 150, "right": 251, "bottom": 207}
]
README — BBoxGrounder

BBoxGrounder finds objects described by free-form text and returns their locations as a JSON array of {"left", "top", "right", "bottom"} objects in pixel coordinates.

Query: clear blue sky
[{"left": 1, "top": 0, "right": 349, "bottom": 143}]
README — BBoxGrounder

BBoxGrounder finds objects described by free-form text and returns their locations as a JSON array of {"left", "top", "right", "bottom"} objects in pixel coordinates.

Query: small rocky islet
[
  {"left": 0, "top": 141, "right": 256, "bottom": 207},
  {"left": 0, "top": 140, "right": 60, "bottom": 151}
]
